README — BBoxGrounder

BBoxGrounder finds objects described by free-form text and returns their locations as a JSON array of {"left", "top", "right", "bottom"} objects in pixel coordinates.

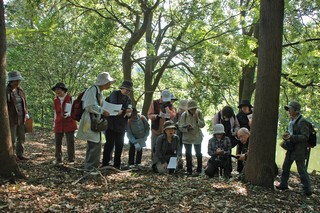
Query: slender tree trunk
[
  {"left": 245, "top": 0, "right": 284, "bottom": 188},
  {"left": 0, "top": 0, "right": 24, "bottom": 178}
]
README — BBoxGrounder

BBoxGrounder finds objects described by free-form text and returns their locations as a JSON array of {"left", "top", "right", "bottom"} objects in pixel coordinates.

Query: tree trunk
[
  {"left": 245, "top": 0, "right": 284, "bottom": 188},
  {"left": 0, "top": 0, "right": 24, "bottom": 179}
]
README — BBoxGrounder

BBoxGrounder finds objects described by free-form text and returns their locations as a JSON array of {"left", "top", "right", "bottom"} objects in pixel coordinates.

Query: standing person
[
  {"left": 102, "top": 80, "right": 133, "bottom": 169},
  {"left": 76, "top": 72, "right": 115, "bottom": 172},
  {"left": 152, "top": 120, "right": 181, "bottom": 174},
  {"left": 126, "top": 108, "right": 150, "bottom": 168},
  {"left": 212, "top": 106, "right": 240, "bottom": 148},
  {"left": 179, "top": 100, "right": 205, "bottom": 175},
  {"left": 276, "top": 101, "right": 312, "bottom": 196},
  {"left": 236, "top": 100, "right": 253, "bottom": 172},
  {"left": 6, "top": 71, "right": 29, "bottom": 161},
  {"left": 205, "top": 124, "right": 232, "bottom": 178},
  {"left": 173, "top": 99, "right": 188, "bottom": 169},
  {"left": 148, "top": 89, "right": 176, "bottom": 160},
  {"left": 52, "top": 82, "right": 78, "bottom": 165}
]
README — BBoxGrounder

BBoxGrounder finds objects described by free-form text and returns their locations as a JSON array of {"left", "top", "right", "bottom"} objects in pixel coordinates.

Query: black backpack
[{"left": 296, "top": 116, "right": 317, "bottom": 148}]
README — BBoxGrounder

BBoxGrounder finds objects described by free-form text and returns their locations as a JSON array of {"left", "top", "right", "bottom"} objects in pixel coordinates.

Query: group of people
[{"left": 6, "top": 71, "right": 312, "bottom": 196}]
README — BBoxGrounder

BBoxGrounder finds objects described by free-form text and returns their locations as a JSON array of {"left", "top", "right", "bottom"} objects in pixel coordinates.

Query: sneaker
[
  {"left": 89, "top": 171, "right": 100, "bottom": 176},
  {"left": 128, "top": 165, "right": 135, "bottom": 169},
  {"left": 275, "top": 185, "right": 289, "bottom": 190},
  {"left": 68, "top": 161, "right": 75, "bottom": 165}
]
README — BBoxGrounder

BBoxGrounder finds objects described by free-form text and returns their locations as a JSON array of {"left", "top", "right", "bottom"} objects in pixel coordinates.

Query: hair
[
  {"left": 222, "top": 106, "right": 234, "bottom": 118},
  {"left": 238, "top": 127, "right": 250, "bottom": 136}
]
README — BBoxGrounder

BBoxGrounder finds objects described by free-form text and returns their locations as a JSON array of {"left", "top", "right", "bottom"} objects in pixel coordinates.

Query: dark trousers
[
  {"left": 205, "top": 157, "right": 231, "bottom": 178},
  {"left": 184, "top": 143, "right": 202, "bottom": 173},
  {"left": 102, "top": 128, "right": 125, "bottom": 168},
  {"left": 280, "top": 153, "right": 311, "bottom": 192},
  {"left": 54, "top": 131, "right": 75, "bottom": 162},
  {"left": 10, "top": 117, "right": 26, "bottom": 157},
  {"left": 237, "top": 143, "right": 244, "bottom": 172},
  {"left": 128, "top": 142, "right": 143, "bottom": 165}
]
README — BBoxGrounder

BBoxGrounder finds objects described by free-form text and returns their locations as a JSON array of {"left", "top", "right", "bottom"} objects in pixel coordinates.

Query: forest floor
[{"left": 0, "top": 128, "right": 320, "bottom": 213}]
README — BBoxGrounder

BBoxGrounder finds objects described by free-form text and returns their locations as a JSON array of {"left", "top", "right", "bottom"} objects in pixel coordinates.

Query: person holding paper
[
  {"left": 148, "top": 89, "right": 176, "bottom": 160},
  {"left": 152, "top": 120, "right": 181, "bottom": 174},
  {"left": 52, "top": 82, "right": 78, "bottom": 165},
  {"left": 126, "top": 108, "right": 150, "bottom": 168},
  {"left": 102, "top": 80, "right": 133, "bottom": 169}
]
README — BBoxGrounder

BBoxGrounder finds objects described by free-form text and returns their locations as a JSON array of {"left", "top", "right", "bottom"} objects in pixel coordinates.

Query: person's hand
[
  {"left": 63, "top": 112, "right": 70, "bottom": 118},
  {"left": 25, "top": 114, "right": 30, "bottom": 119},
  {"left": 187, "top": 124, "right": 193, "bottom": 130},
  {"left": 282, "top": 132, "right": 290, "bottom": 140},
  {"left": 238, "top": 154, "right": 246, "bottom": 161},
  {"left": 193, "top": 111, "right": 199, "bottom": 120},
  {"left": 117, "top": 110, "right": 123, "bottom": 115},
  {"left": 134, "top": 143, "right": 142, "bottom": 151},
  {"left": 103, "top": 111, "right": 110, "bottom": 117}
]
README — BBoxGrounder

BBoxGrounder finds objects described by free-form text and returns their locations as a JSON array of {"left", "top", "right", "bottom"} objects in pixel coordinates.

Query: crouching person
[
  {"left": 205, "top": 124, "right": 232, "bottom": 178},
  {"left": 152, "top": 120, "right": 181, "bottom": 174}
]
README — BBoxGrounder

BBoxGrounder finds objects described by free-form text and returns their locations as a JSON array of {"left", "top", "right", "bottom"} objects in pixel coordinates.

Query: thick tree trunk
[
  {"left": 245, "top": 0, "right": 284, "bottom": 188},
  {"left": 0, "top": 0, "right": 24, "bottom": 178}
]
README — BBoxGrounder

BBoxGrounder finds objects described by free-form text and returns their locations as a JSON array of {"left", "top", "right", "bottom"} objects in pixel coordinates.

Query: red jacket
[{"left": 53, "top": 94, "right": 77, "bottom": 133}]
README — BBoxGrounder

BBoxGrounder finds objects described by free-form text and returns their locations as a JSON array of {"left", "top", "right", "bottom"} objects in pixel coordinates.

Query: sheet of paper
[
  {"left": 102, "top": 101, "right": 123, "bottom": 116},
  {"left": 65, "top": 103, "right": 72, "bottom": 113},
  {"left": 160, "top": 111, "right": 170, "bottom": 119},
  {"left": 167, "top": 157, "right": 177, "bottom": 169}
]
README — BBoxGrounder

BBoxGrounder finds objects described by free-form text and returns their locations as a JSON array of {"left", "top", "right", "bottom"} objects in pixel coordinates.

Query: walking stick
[{"left": 305, "top": 147, "right": 311, "bottom": 169}]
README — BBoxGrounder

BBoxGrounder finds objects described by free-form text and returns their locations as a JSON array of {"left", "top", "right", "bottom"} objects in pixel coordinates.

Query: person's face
[
  {"left": 9, "top": 80, "right": 21, "bottom": 89},
  {"left": 189, "top": 108, "right": 197, "bottom": 114},
  {"left": 165, "top": 128, "right": 176, "bottom": 137},
  {"left": 287, "top": 107, "right": 298, "bottom": 119},
  {"left": 215, "top": 134, "right": 224, "bottom": 140},
  {"left": 121, "top": 88, "right": 131, "bottom": 95},
  {"left": 237, "top": 131, "right": 249, "bottom": 144},
  {"left": 101, "top": 82, "right": 112, "bottom": 91},
  {"left": 241, "top": 106, "right": 250, "bottom": 114},
  {"left": 54, "top": 88, "right": 66, "bottom": 97}
]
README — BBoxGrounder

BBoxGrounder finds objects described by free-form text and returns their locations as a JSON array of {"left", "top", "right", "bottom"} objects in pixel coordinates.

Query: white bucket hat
[
  {"left": 94, "top": 72, "right": 116, "bottom": 86},
  {"left": 161, "top": 90, "right": 171, "bottom": 102},
  {"left": 214, "top": 124, "right": 225, "bottom": 135},
  {"left": 8, "top": 71, "right": 24, "bottom": 81}
]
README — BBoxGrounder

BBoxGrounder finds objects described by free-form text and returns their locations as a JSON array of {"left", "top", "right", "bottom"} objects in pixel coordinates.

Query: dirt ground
[{"left": 0, "top": 128, "right": 319, "bottom": 212}]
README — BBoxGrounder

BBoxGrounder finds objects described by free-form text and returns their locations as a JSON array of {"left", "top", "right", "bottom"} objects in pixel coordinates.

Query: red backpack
[{"left": 71, "top": 86, "right": 98, "bottom": 121}]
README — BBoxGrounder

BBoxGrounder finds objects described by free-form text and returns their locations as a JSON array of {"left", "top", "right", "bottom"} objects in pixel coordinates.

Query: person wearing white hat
[
  {"left": 148, "top": 89, "right": 176, "bottom": 160},
  {"left": 6, "top": 71, "right": 29, "bottom": 161},
  {"left": 205, "top": 124, "right": 232, "bottom": 178},
  {"left": 76, "top": 71, "right": 115, "bottom": 173}
]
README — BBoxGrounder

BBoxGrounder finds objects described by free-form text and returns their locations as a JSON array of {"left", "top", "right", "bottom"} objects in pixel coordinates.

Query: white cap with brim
[
  {"left": 94, "top": 72, "right": 116, "bottom": 86},
  {"left": 161, "top": 90, "right": 171, "bottom": 102}
]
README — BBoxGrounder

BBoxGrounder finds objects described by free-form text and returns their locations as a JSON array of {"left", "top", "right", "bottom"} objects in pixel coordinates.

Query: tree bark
[
  {"left": 245, "top": 0, "right": 284, "bottom": 188},
  {"left": 0, "top": 0, "right": 24, "bottom": 178}
]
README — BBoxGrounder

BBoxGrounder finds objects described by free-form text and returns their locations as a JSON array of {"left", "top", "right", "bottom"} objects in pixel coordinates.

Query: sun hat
[
  {"left": 187, "top": 100, "right": 198, "bottom": 110},
  {"left": 163, "top": 120, "right": 177, "bottom": 131},
  {"left": 179, "top": 100, "right": 188, "bottom": 110},
  {"left": 238, "top": 100, "right": 253, "bottom": 108},
  {"left": 119, "top": 80, "right": 134, "bottom": 91},
  {"left": 214, "top": 124, "right": 225, "bottom": 135},
  {"left": 8, "top": 71, "right": 24, "bottom": 81},
  {"left": 94, "top": 72, "right": 116, "bottom": 86},
  {"left": 161, "top": 90, "right": 171, "bottom": 102},
  {"left": 51, "top": 82, "right": 68, "bottom": 92},
  {"left": 285, "top": 101, "right": 301, "bottom": 112}
]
